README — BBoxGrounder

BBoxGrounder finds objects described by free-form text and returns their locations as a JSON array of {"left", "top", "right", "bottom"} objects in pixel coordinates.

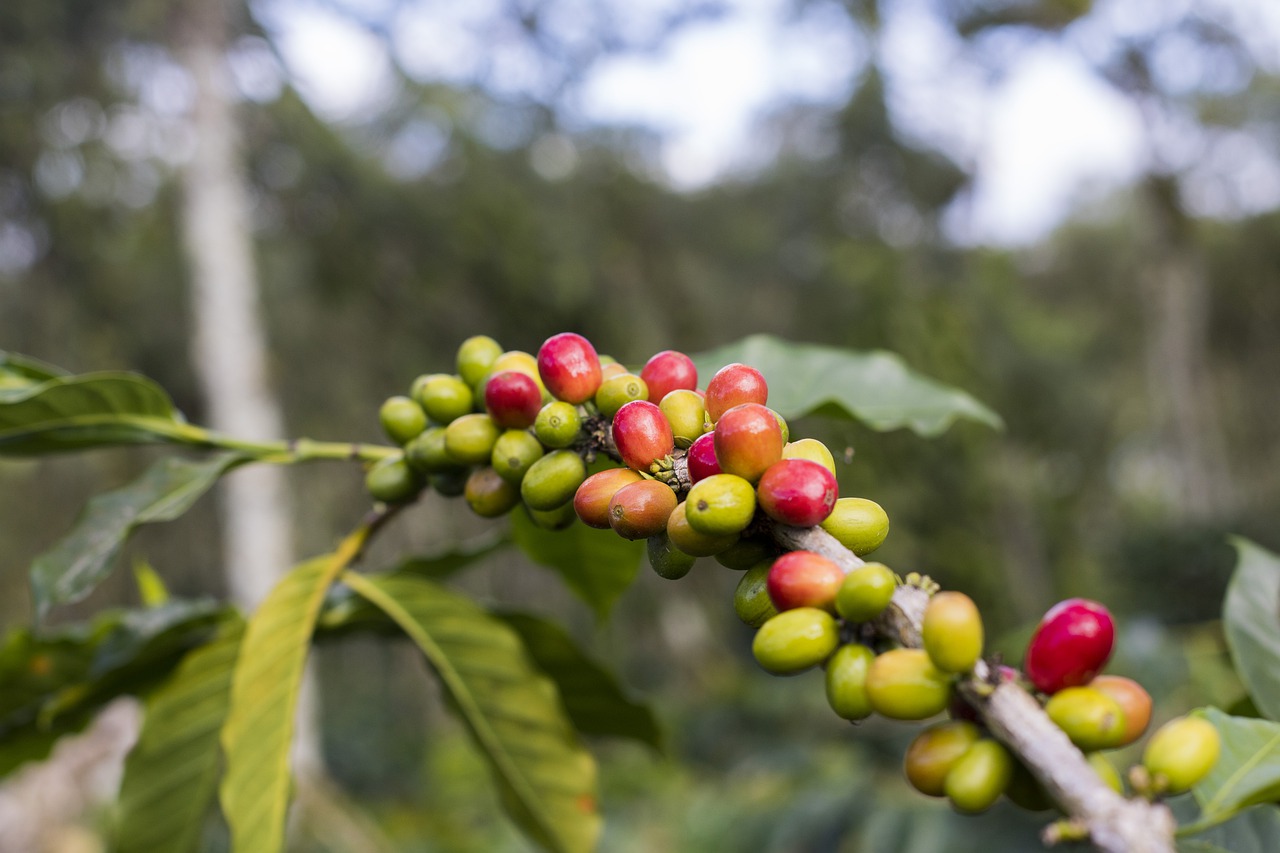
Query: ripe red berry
[
  {"left": 608, "top": 479, "right": 678, "bottom": 540},
  {"left": 704, "top": 363, "right": 767, "bottom": 423},
  {"left": 640, "top": 350, "right": 698, "bottom": 403},
  {"left": 756, "top": 458, "right": 838, "bottom": 527},
  {"left": 612, "top": 400, "right": 675, "bottom": 473},
  {"left": 767, "top": 550, "right": 845, "bottom": 612},
  {"left": 1024, "top": 598, "right": 1115, "bottom": 695},
  {"left": 484, "top": 371, "right": 542, "bottom": 429},
  {"left": 537, "top": 332, "right": 602, "bottom": 404},
  {"left": 573, "top": 468, "right": 644, "bottom": 528},
  {"left": 714, "top": 403, "right": 784, "bottom": 484},
  {"left": 686, "top": 432, "right": 721, "bottom": 484}
]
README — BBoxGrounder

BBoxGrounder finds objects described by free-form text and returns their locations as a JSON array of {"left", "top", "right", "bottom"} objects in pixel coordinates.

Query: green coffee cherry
[
  {"left": 594, "top": 372, "right": 648, "bottom": 417},
  {"left": 533, "top": 401, "right": 583, "bottom": 448},
  {"left": 1044, "top": 687, "right": 1127, "bottom": 751},
  {"left": 658, "top": 389, "right": 707, "bottom": 446},
  {"left": 379, "top": 396, "right": 428, "bottom": 445},
  {"left": 405, "top": 426, "right": 460, "bottom": 473},
  {"left": 520, "top": 449, "right": 587, "bottom": 511},
  {"left": 647, "top": 533, "right": 696, "bottom": 580},
  {"left": 768, "top": 407, "right": 789, "bottom": 444},
  {"left": 835, "top": 563, "right": 896, "bottom": 623},
  {"left": 865, "top": 648, "right": 953, "bottom": 720},
  {"left": 1005, "top": 759, "right": 1054, "bottom": 812},
  {"left": 903, "top": 720, "right": 982, "bottom": 797},
  {"left": 491, "top": 429, "right": 544, "bottom": 483},
  {"left": 714, "top": 536, "right": 778, "bottom": 571},
  {"left": 1088, "top": 752, "right": 1123, "bottom": 794},
  {"left": 365, "top": 456, "right": 422, "bottom": 504},
  {"left": 666, "top": 501, "right": 738, "bottom": 557},
  {"left": 525, "top": 503, "right": 577, "bottom": 531},
  {"left": 464, "top": 467, "right": 520, "bottom": 518},
  {"left": 782, "top": 438, "right": 836, "bottom": 475},
  {"left": 416, "top": 374, "right": 474, "bottom": 424},
  {"left": 684, "top": 473, "right": 756, "bottom": 537},
  {"left": 751, "top": 607, "right": 839, "bottom": 675},
  {"left": 945, "top": 739, "right": 1013, "bottom": 814},
  {"left": 457, "top": 335, "right": 503, "bottom": 387},
  {"left": 734, "top": 563, "right": 777, "bottom": 628},
  {"left": 825, "top": 643, "right": 876, "bottom": 721},
  {"left": 444, "top": 413, "right": 500, "bottom": 465},
  {"left": 428, "top": 468, "right": 468, "bottom": 498},
  {"left": 922, "top": 591, "right": 984, "bottom": 673},
  {"left": 820, "top": 497, "right": 890, "bottom": 555},
  {"left": 1143, "top": 716, "right": 1220, "bottom": 794}
]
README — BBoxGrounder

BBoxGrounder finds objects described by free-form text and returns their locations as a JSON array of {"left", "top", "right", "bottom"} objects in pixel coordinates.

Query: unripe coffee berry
[
  {"left": 767, "top": 550, "right": 844, "bottom": 612},
  {"left": 594, "top": 372, "right": 648, "bottom": 417},
  {"left": 365, "top": 456, "right": 422, "bottom": 504},
  {"left": 640, "top": 350, "right": 698, "bottom": 403},
  {"left": 573, "top": 468, "right": 644, "bottom": 528},
  {"left": 647, "top": 532, "right": 696, "bottom": 580},
  {"left": 485, "top": 351, "right": 549, "bottom": 401},
  {"left": 1143, "top": 716, "right": 1220, "bottom": 794},
  {"left": 865, "top": 648, "right": 953, "bottom": 720},
  {"left": 922, "top": 592, "right": 984, "bottom": 674},
  {"left": 903, "top": 720, "right": 982, "bottom": 797},
  {"left": 751, "top": 607, "right": 839, "bottom": 676},
  {"left": 825, "top": 643, "right": 877, "bottom": 721},
  {"left": 686, "top": 432, "right": 721, "bottom": 484},
  {"left": 734, "top": 563, "right": 778, "bottom": 628},
  {"left": 714, "top": 536, "right": 777, "bottom": 570},
  {"left": 820, "top": 497, "right": 890, "bottom": 556},
  {"left": 526, "top": 502, "right": 577, "bottom": 531},
  {"left": 1091, "top": 675, "right": 1152, "bottom": 746},
  {"left": 1024, "top": 598, "right": 1115, "bottom": 695},
  {"left": 782, "top": 438, "right": 837, "bottom": 475},
  {"left": 705, "top": 362, "right": 768, "bottom": 423},
  {"left": 379, "top": 396, "right": 428, "bottom": 445},
  {"left": 456, "top": 335, "right": 503, "bottom": 388},
  {"left": 491, "top": 429, "right": 544, "bottom": 483},
  {"left": 835, "top": 563, "right": 897, "bottom": 623},
  {"left": 945, "top": 739, "right": 1013, "bottom": 814},
  {"left": 756, "top": 458, "right": 838, "bottom": 527},
  {"left": 484, "top": 371, "right": 542, "bottom": 429},
  {"left": 537, "top": 332, "right": 602, "bottom": 404},
  {"left": 666, "top": 501, "right": 738, "bottom": 557},
  {"left": 416, "top": 374, "right": 475, "bottom": 424},
  {"left": 684, "top": 473, "right": 757, "bottom": 537},
  {"left": 714, "top": 403, "right": 784, "bottom": 484},
  {"left": 658, "top": 389, "right": 706, "bottom": 446},
  {"left": 612, "top": 400, "right": 675, "bottom": 473},
  {"left": 534, "top": 401, "right": 582, "bottom": 448},
  {"left": 405, "top": 427, "right": 460, "bottom": 474},
  {"left": 608, "top": 479, "right": 677, "bottom": 540},
  {"left": 520, "top": 449, "right": 587, "bottom": 511},
  {"left": 1089, "top": 752, "right": 1124, "bottom": 794},
  {"left": 1044, "top": 686, "right": 1127, "bottom": 751},
  {"left": 444, "top": 413, "right": 501, "bottom": 465},
  {"left": 464, "top": 467, "right": 520, "bottom": 518}
]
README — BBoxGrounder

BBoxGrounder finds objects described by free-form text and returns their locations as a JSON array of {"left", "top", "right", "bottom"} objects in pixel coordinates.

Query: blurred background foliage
[{"left": 1, "top": 0, "right": 1277, "bottom": 850}]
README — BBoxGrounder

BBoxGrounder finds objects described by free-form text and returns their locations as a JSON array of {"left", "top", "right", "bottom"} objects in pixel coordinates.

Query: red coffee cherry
[
  {"left": 756, "top": 458, "right": 838, "bottom": 527},
  {"left": 537, "top": 332, "right": 602, "bottom": 404},
  {"left": 573, "top": 468, "right": 644, "bottom": 529},
  {"left": 608, "top": 479, "right": 678, "bottom": 540},
  {"left": 767, "top": 550, "right": 845, "bottom": 612},
  {"left": 484, "top": 371, "right": 542, "bottom": 429},
  {"left": 686, "top": 432, "right": 721, "bottom": 484},
  {"left": 704, "top": 362, "right": 768, "bottom": 423},
  {"left": 713, "top": 403, "right": 783, "bottom": 484},
  {"left": 1090, "top": 675, "right": 1152, "bottom": 746},
  {"left": 612, "top": 400, "right": 675, "bottom": 473},
  {"left": 1024, "top": 598, "right": 1115, "bottom": 695},
  {"left": 640, "top": 350, "right": 698, "bottom": 403}
]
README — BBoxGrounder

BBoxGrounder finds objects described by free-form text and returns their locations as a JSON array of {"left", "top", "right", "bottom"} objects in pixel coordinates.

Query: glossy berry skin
[
  {"left": 757, "top": 458, "right": 838, "bottom": 527},
  {"left": 922, "top": 592, "right": 984, "bottom": 674},
  {"left": 658, "top": 389, "right": 706, "bottom": 446},
  {"left": 444, "top": 413, "right": 500, "bottom": 465},
  {"left": 365, "top": 457, "right": 422, "bottom": 504},
  {"left": 405, "top": 427, "right": 460, "bottom": 474},
  {"left": 705, "top": 363, "right": 768, "bottom": 423},
  {"left": 464, "top": 467, "right": 520, "bottom": 518},
  {"left": 713, "top": 403, "right": 784, "bottom": 483},
  {"left": 835, "top": 563, "right": 897, "bottom": 622},
  {"left": 1024, "top": 598, "right": 1115, "bottom": 695},
  {"left": 484, "top": 371, "right": 542, "bottom": 429},
  {"left": 640, "top": 350, "right": 698, "bottom": 403},
  {"left": 686, "top": 432, "right": 722, "bottom": 484},
  {"left": 594, "top": 373, "right": 648, "bottom": 417},
  {"left": 1089, "top": 752, "right": 1124, "bottom": 794},
  {"left": 734, "top": 563, "right": 778, "bottom": 627},
  {"left": 415, "top": 375, "right": 474, "bottom": 424},
  {"left": 1091, "top": 675, "right": 1152, "bottom": 746},
  {"left": 904, "top": 720, "right": 982, "bottom": 797},
  {"left": 519, "top": 449, "right": 587, "bottom": 511},
  {"left": 714, "top": 536, "right": 777, "bottom": 570},
  {"left": 767, "top": 551, "right": 844, "bottom": 612},
  {"left": 865, "top": 648, "right": 953, "bottom": 720},
  {"left": 612, "top": 400, "right": 675, "bottom": 473},
  {"left": 534, "top": 401, "right": 582, "bottom": 448},
  {"left": 647, "top": 532, "right": 696, "bottom": 580},
  {"left": 491, "top": 430, "right": 544, "bottom": 484},
  {"left": 1044, "top": 686, "right": 1127, "bottom": 751},
  {"left": 945, "top": 739, "right": 1014, "bottom": 814},
  {"left": 379, "top": 396, "right": 428, "bottom": 445},
  {"left": 683, "top": 473, "right": 756, "bottom": 536},
  {"left": 608, "top": 479, "right": 677, "bottom": 540},
  {"left": 782, "top": 438, "right": 836, "bottom": 474},
  {"left": 825, "top": 643, "right": 877, "bottom": 721},
  {"left": 537, "top": 333, "right": 602, "bottom": 404},
  {"left": 573, "top": 468, "right": 644, "bottom": 528},
  {"left": 526, "top": 502, "right": 576, "bottom": 531},
  {"left": 751, "top": 607, "right": 839, "bottom": 676},
  {"left": 1143, "top": 716, "right": 1220, "bottom": 794},
  {"left": 456, "top": 335, "right": 504, "bottom": 388},
  {"left": 486, "top": 351, "right": 548, "bottom": 400},
  {"left": 820, "top": 497, "right": 890, "bottom": 556},
  {"left": 666, "top": 501, "right": 738, "bottom": 557}
]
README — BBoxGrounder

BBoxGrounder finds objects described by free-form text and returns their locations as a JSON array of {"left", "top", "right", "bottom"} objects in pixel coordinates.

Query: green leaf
[
  {"left": 498, "top": 611, "right": 662, "bottom": 751},
  {"left": 132, "top": 559, "right": 170, "bottom": 608},
  {"left": 0, "top": 350, "right": 68, "bottom": 396},
  {"left": 30, "top": 452, "right": 250, "bottom": 619},
  {"left": 0, "top": 372, "right": 188, "bottom": 455},
  {"left": 510, "top": 509, "right": 643, "bottom": 621},
  {"left": 115, "top": 615, "right": 244, "bottom": 853},
  {"left": 395, "top": 529, "right": 510, "bottom": 581},
  {"left": 1223, "top": 538, "right": 1280, "bottom": 722},
  {"left": 691, "top": 335, "right": 1002, "bottom": 436},
  {"left": 1178, "top": 804, "right": 1280, "bottom": 853},
  {"left": 1182, "top": 708, "right": 1280, "bottom": 833},
  {"left": 219, "top": 532, "right": 368, "bottom": 853},
  {"left": 342, "top": 571, "right": 601, "bottom": 853}
]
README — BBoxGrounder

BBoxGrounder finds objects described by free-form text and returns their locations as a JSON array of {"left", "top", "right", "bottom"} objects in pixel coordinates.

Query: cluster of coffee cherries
[{"left": 366, "top": 331, "right": 1219, "bottom": 819}]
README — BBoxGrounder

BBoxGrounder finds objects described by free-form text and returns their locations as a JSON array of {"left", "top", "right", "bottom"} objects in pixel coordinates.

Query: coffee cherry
[
  {"left": 526, "top": 502, "right": 577, "bottom": 531},
  {"left": 686, "top": 432, "right": 722, "bottom": 484},
  {"left": 1005, "top": 759, "right": 1054, "bottom": 812},
  {"left": 444, "top": 413, "right": 501, "bottom": 464},
  {"left": 534, "top": 401, "right": 583, "bottom": 448},
  {"left": 491, "top": 429, "right": 544, "bottom": 484},
  {"left": 573, "top": 468, "right": 644, "bottom": 528},
  {"left": 640, "top": 350, "right": 698, "bottom": 403},
  {"left": 714, "top": 536, "right": 778, "bottom": 570},
  {"left": 608, "top": 479, "right": 677, "bottom": 540},
  {"left": 734, "top": 562, "right": 778, "bottom": 627},
  {"left": 647, "top": 532, "right": 696, "bottom": 580},
  {"left": 600, "top": 361, "right": 627, "bottom": 381},
  {"left": 922, "top": 592, "right": 984, "bottom": 674},
  {"left": 520, "top": 449, "right": 587, "bottom": 511},
  {"left": 825, "top": 643, "right": 877, "bottom": 721},
  {"left": 865, "top": 648, "right": 953, "bottom": 720},
  {"left": 713, "top": 403, "right": 784, "bottom": 484},
  {"left": 751, "top": 607, "right": 839, "bottom": 676},
  {"left": 820, "top": 498, "right": 890, "bottom": 556},
  {"left": 594, "top": 372, "right": 648, "bottom": 417},
  {"left": 767, "top": 551, "right": 844, "bottom": 612},
  {"left": 405, "top": 427, "right": 459, "bottom": 474},
  {"left": 684, "top": 473, "right": 757, "bottom": 537},
  {"left": 428, "top": 468, "right": 468, "bottom": 497},
  {"left": 415, "top": 374, "right": 475, "bottom": 424},
  {"left": 1143, "top": 716, "right": 1220, "bottom": 794},
  {"left": 666, "top": 500, "right": 738, "bottom": 557},
  {"left": 612, "top": 400, "right": 675, "bottom": 473},
  {"left": 1091, "top": 675, "right": 1152, "bottom": 746},
  {"left": 456, "top": 335, "right": 504, "bottom": 388},
  {"left": 379, "top": 396, "right": 428, "bottom": 445},
  {"left": 485, "top": 351, "right": 550, "bottom": 401},
  {"left": 945, "top": 739, "right": 1013, "bottom": 814},
  {"left": 1044, "top": 687, "right": 1127, "bottom": 751},
  {"left": 1088, "top": 752, "right": 1124, "bottom": 794},
  {"left": 757, "top": 458, "right": 838, "bottom": 528},
  {"left": 769, "top": 408, "right": 789, "bottom": 444},
  {"left": 1024, "top": 598, "right": 1115, "bottom": 695},
  {"left": 903, "top": 720, "right": 982, "bottom": 797},
  {"left": 365, "top": 456, "right": 422, "bottom": 504},
  {"left": 464, "top": 467, "right": 520, "bottom": 518},
  {"left": 484, "top": 371, "right": 542, "bottom": 429},
  {"left": 537, "top": 333, "right": 602, "bottom": 404},
  {"left": 705, "top": 363, "right": 768, "bottom": 423},
  {"left": 835, "top": 563, "right": 897, "bottom": 623},
  {"left": 782, "top": 438, "right": 837, "bottom": 475},
  {"left": 658, "top": 389, "right": 706, "bottom": 446}
]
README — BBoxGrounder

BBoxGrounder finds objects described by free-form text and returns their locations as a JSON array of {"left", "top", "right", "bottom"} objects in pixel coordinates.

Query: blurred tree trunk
[{"left": 174, "top": 0, "right": 320, "bottom": 773}]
